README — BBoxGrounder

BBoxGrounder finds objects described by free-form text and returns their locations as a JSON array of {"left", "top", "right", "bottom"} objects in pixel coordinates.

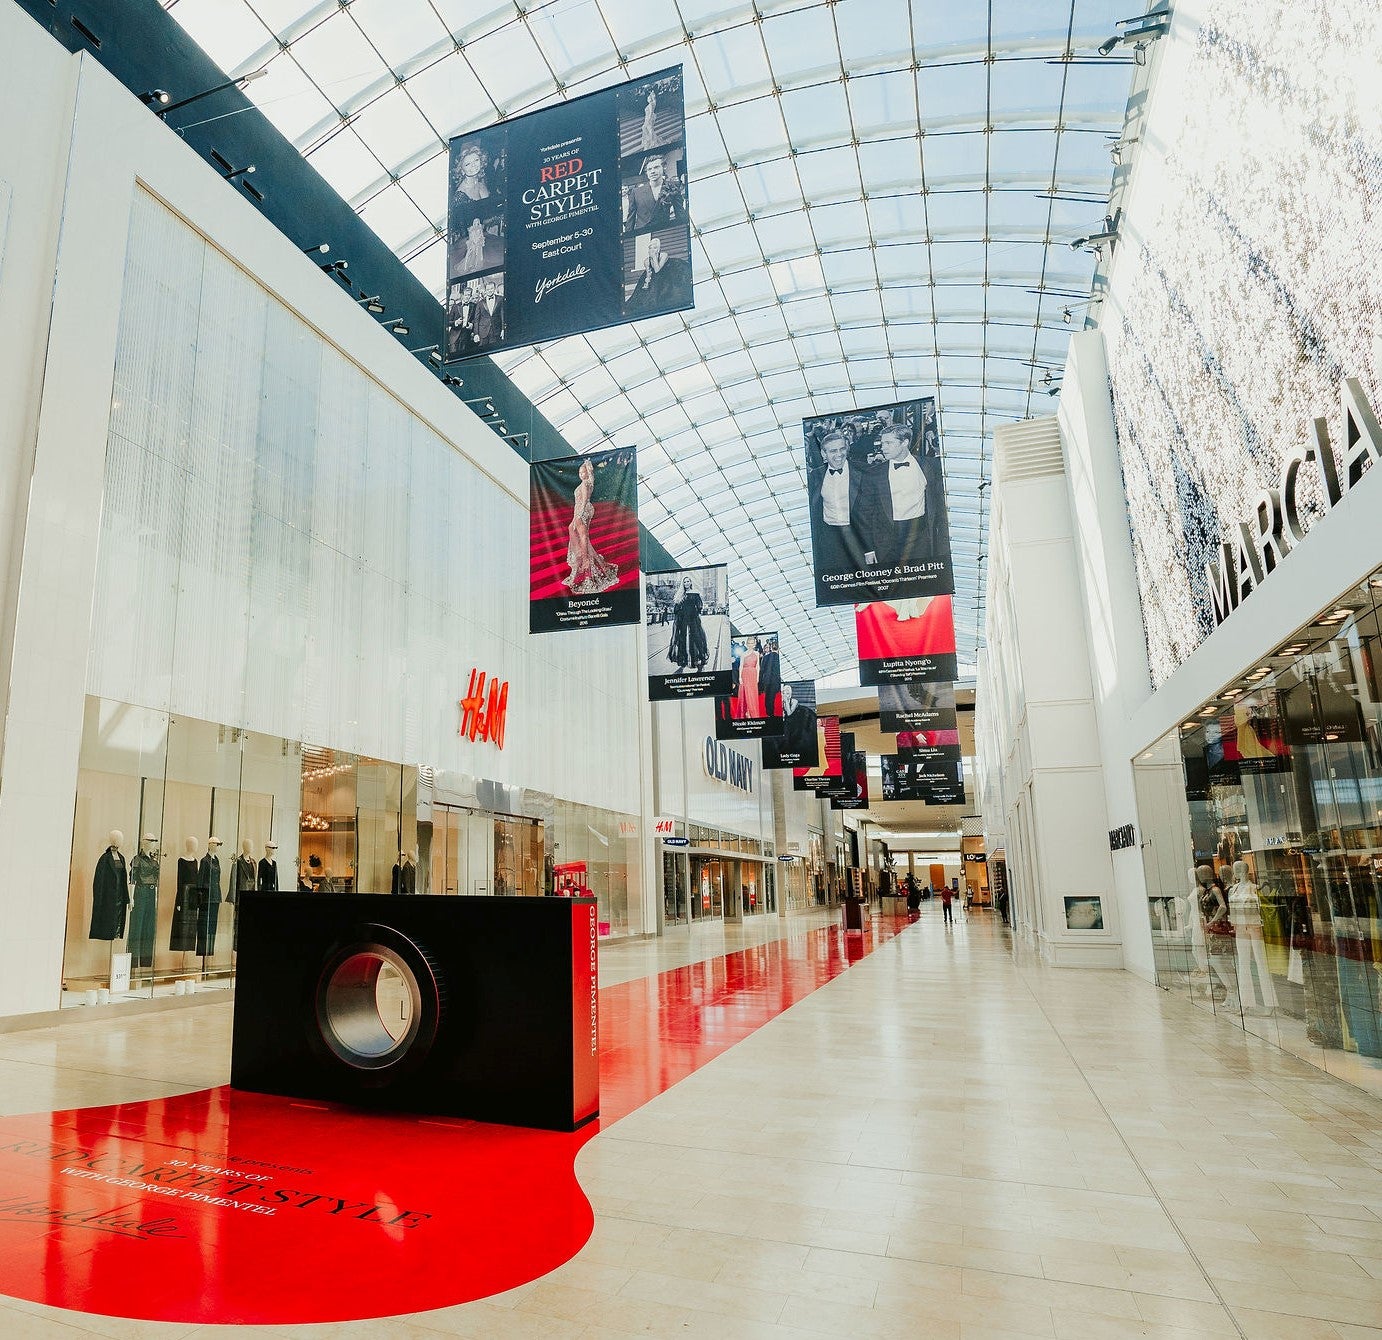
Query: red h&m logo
[{"left": 460, "top": 669, "right": 509, "bottom": 749}]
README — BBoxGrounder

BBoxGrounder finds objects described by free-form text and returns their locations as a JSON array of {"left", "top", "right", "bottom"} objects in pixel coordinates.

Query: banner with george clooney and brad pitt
[
  {"left": 803, "top": 398, "right": 954, "bottom": 607},
  {"left": 445, "top": 67, "right": 692, "bottom": 360}
]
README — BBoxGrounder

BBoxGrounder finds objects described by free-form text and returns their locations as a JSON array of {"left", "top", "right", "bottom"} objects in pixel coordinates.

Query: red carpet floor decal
[{"left": 0, "top": 913, "right": 908, "bottom": 1324}]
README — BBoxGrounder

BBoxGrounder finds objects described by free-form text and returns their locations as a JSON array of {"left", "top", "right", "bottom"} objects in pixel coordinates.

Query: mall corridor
[{"left": 1, "top": 907, "right": 1378, "bottom": 1339}]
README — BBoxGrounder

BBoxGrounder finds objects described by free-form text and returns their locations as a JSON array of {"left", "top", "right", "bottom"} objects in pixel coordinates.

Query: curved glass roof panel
[{"left": 164, "top": 0, "right": 1139, "bottom": 678}]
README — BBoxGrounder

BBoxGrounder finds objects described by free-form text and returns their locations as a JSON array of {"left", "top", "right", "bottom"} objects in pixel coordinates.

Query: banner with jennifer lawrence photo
[
  {"left": 803, "top": 398, "right": 953, "bottom": 607},
  {"left": 445, "top": 67, "right": 691, "bottom": 360},
  {"left": 530, "top": 448, "right": 640, "bottom": 633}
]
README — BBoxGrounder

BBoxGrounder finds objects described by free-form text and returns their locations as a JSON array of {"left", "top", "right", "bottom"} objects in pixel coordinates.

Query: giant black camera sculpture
[{"left": 230, "top": 894, "right": 599, "bottom": 1132}]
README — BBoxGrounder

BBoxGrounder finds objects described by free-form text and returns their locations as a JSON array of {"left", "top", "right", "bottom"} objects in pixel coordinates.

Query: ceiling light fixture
[
  {"left": 156, "top": 66, "right": 269, "bottom": 118},
  {"left": 357, "top": 294, "right": 385, "bottom": 314},
  {"left": 384, "top": 319, "right": 409, "bottom": 338}
]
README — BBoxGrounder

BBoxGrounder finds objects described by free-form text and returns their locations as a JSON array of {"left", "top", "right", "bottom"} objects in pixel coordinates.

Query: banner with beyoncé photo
[
  {"left": 445, "top": 67, "right": 691, "bottom": 359},
  {"left": 530, "top": 449, "right": 640, "bottom": 633}
]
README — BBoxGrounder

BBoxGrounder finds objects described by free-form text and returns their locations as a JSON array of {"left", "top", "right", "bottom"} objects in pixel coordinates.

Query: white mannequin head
[
  {"left": 107, "top": 829, "right": 123, "bottom": 850},
  {"left": 207, "top": 837, "right": 222, "bottom": 854},
  {"left": 265, "top": 841, "right": 277, "bottom": 858},
  {"left": 241, "top": 838, "right": 254, "bottom": 858},
  {"left": 185, "top": 836, "right": 199, "bottom": 857},
  {"left": 141, "top": 833, "right": 157, "bottom": 855},
  {"left": 1232, "top": 859, "right": 1248, "bottom": 884},
  {"left": 1195, "top": 864, "right": 1215, "bottom": 888}
]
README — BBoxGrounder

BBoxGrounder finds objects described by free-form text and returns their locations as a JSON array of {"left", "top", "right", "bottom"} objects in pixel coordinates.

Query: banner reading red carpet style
[
  {"left": 530, "top": 448, "right": 640, "bottom": 633},
  {"left": 855, "top": 596, "right": 957, "bottom": 686}
]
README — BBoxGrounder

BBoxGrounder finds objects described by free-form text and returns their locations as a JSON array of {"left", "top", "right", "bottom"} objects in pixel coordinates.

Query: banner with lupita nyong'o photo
[
  {"left": 855, "top": 596, "right": 958, "bottom": 686},
  {"left": 530, "top": 449, "right": 640, "bottom": 633}
]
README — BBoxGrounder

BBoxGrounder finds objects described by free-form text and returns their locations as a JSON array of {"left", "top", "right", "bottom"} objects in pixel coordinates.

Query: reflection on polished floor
[{"left": 1, "top": 904, "right": 1380, "bottom": 1338}]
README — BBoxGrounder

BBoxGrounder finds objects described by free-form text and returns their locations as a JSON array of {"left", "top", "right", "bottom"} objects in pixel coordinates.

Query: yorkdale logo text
[{"left": 1206, "top": 377, "right": 1382, "bottom": 627}]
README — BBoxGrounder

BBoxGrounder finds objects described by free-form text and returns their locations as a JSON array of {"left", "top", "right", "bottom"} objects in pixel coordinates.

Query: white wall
[
  {"left": 652, "top": 697, "right": 773, "bottom": 841},
  {"left": 0, "top": 13, "right": 650, "bottom": 1016},
  {"left": 978, "top": 418, "right": 1122, "bottom": 968}
]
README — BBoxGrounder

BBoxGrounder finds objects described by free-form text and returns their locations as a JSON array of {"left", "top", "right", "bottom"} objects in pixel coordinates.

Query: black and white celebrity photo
[{"left": 804, "top": 398, "right": 954, "bottom": 607}]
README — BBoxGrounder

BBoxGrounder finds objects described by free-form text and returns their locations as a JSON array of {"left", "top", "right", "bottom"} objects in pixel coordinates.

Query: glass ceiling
[{"left": 164, "top": 0, "right": 1137, "bottom": 680}]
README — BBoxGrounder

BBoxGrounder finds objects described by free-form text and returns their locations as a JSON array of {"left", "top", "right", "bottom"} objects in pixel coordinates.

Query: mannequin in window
[
  {"left": 127, "top": 834, "right": 160, "bottom": 969},
  {"left": 1196, "top": 864, "right": 1237, "bottom": 1006},
  {"left": 258, "top": 841, "right": 279, "bottom": 894},
  {"left": 171, "top": 838, "right": 201, "bottom": 952},
  {"left": 196, "top": 837, "right": 223, "bottom": 957},
  {"left": 227, "top": 839, "right": 256, "bottom": 951},
  {"left": 391, "top": 850, "right": 416, "bottom": 896},
  {"left": 1229, "top": 859, "right": 1276, "bottom": 1013},
  {"left": 89, "top": 830, "right": 129, "bottom": 941}
]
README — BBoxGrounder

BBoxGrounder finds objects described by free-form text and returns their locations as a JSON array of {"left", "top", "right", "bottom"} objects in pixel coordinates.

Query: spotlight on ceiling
[
  {"left": 357, "top": 294, "right": 385, "bottom": 314},
  {"left": 410, "top": 344, "right": 444, "bottom": 366},
  {"left": 156, "top": 67, "right": 269, "bottom": 118},
  {"left": 139, "top": 89, "right": 170, "bottom": 106},
  {"left": 442, "top": 375, "right": 464, "bottom": 388},
  {"left": 1069, "top": 215, "right": 1121, "bottom": 252},
  {"left": 384, "top": 319, "right": 410, "bottom": 338},
  {"left": 1097, "top": 11, "right": 1170, "bottom": 59},
  {"left": 302, "top": 242, "right": 330, "bottom": 256}
]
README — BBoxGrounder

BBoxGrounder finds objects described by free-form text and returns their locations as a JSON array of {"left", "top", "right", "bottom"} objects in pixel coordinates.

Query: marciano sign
[{"left": 1206, "top": 377, "right": 1382, "bottom": 627}]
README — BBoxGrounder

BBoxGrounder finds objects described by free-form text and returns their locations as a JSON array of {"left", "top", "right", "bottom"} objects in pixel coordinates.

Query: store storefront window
[{"left": 1135, "top": 576, "right": 1382, "bottom": 1093}]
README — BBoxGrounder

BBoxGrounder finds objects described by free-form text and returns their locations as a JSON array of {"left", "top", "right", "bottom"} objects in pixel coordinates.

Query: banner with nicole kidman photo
[
  {"left": 530, "top": 448, "right": 640, "bottom": 633},
  {"left": 855, "top": 596, "right": 958, "bottom": 687},
  {"left": 714, "top": 632, "right": 784, "bottom": 740},
  {"left": 804, "top": 398, "right": 952, "bottom": 607},
  {"left": 445, "top": 67, "right": 691, "bottom": 360},
  {"left": 645, "top": 565, "right": 732, "bottom": 700}
]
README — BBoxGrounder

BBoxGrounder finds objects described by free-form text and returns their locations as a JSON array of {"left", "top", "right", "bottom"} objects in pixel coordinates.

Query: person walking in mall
[{"left": 940, "top": 882, "right": 955, "bottom": 928}]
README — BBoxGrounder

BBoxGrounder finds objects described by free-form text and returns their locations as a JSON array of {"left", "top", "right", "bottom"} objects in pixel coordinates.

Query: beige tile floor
[{"left": 1, "top": 905, "right": 1380, "bottom": 1339}]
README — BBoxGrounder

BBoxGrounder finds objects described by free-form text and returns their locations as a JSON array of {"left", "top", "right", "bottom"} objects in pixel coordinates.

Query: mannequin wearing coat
[
  {"left": 89, "top": 830, "right": 129, "bottom": 941},
  {"left": 1229, "top": 859, "right": 1276, "bottom": 1012}
]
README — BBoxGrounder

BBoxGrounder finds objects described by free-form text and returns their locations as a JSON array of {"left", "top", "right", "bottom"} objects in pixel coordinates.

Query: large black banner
[
  {"left": 530, "top": 449, "right": 640, "bottom": 633},
  {"left": 645, "top": 565, "right": 731, "bottom": 701},
  {"left": 761, "top": 681, "right": 819, "bottom": 770},
  {"left": 830, "top": 743, "right": 870, "bottom": 812},
  {"left": 880, "top": 750, "right": 964, "bottom": 804},
  {"left": 714, "top": 632, "right": 784, "bottom": 740},
  {"left": 804, "top": 398, "right": 953, "bottom": 607},
  {"left": 879, "top": 680, "right": 957, "bottom": 734},
  {"left": 855, "top": 596, "right": 958, "bottom": 686},
  {"left": 445, "top": 68, "right": 691, "bottom": 359}
]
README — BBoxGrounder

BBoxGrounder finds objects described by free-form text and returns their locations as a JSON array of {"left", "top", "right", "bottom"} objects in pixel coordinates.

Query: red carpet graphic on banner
[
  {"left": 0, "top": 914, "right": 909, "bottom": 1325},
  {"left": 530, "top": 482, "right": 639, "bottom": 602}
]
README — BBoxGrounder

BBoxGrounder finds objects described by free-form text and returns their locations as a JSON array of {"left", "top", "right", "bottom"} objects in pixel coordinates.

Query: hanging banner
[
  {"left": 530, "top": 448, "right": 640, "bottom": 633},
  {"left": 445, "top": 66, "right": 691, "bottom": 359},
  {"left": 855, "top": 596, "right": 957, "bottom": 686},
  {"left": 879, "top": 680, "right": 957, "bottom": 734},
  {"left": 803, "top": 398, "right": 952, "bottom": 607},
  {"left": 830, "top": 745, "right": 870, "bottom": 812},
  {"left": 645, "top": 565, "right": 731, "bottom": 700},
  {"left": 793, "top": 716, "right": 843, "bottom": 793},
  {"left": 761, "top": 680, "right": 820, "bottom": 770},
  {"left": 897, "top": 727, "right": 961, "bottom": 749},
  {"left": 714, "top": 632, "right": 784, "bottom": 740},
  {"left": 880, "top": 751, "right": 964, "bottom": 804}
]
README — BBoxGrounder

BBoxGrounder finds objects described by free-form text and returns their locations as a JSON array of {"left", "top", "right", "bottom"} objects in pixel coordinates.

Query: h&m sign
[
  {"left": 703, "top": 737, "right": 754, "bottom": 793},
  {"left": 1206, "top": 378, "right": 1382, "bottom": 627}
]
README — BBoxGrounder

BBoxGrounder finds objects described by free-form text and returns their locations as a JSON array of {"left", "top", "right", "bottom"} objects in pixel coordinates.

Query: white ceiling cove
[{"left": 164, "top": 0, "right": 1137, "bottom": 679}]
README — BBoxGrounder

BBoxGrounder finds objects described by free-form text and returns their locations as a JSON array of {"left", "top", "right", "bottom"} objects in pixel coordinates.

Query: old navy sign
[
  {"left": 703, "top": 737, "right": 754, "bottom": 793},
  {"left": 1207, "top": 378, "right": 1382, "bottom": 627}
]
